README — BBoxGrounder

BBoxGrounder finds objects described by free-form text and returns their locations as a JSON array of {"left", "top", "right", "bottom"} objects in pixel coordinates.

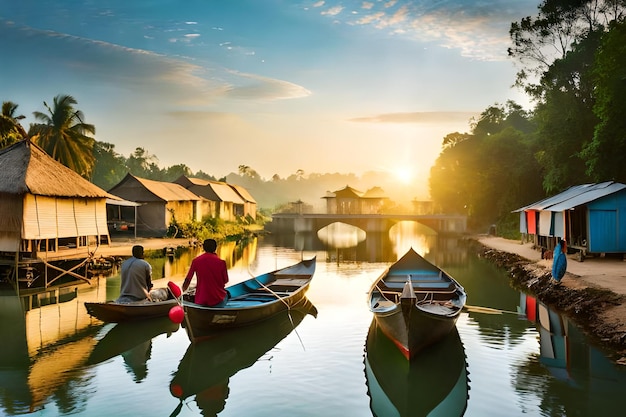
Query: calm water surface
[{"left": 2, "top": 224, "right": 626, "bottom": 416}]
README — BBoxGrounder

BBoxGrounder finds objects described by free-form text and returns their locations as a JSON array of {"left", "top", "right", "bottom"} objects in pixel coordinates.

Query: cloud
[
  {"left": 322, "top": 6, "right": 344, "bottom": 17},
  {"left": 349, "top": 111, "right": 478, "bottom": 125},
  {"left": 0, "top": 20, "right": 311, "bottom": 104},
  {"left": 331, "top": 0, "right": 537, "bottom": 61},
  {"left": 223, "top": 71, "right": 312, "bottom": 100}
]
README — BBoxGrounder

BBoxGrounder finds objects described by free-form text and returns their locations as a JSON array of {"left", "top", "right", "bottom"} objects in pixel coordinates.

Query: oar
[
  {"left": 247, "top": 266, "right": 307, "bottom": 351},
  {"left": 463, "top": 304, "right": 520, "bottom": 315}
]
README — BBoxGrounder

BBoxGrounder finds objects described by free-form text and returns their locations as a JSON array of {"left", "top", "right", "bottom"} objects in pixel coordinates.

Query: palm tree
[
  {"left": 29, "top": 94, "right": 96, "bottom": 178},
  {"left": 0, "top": 101, "right": 28, "bottom": 149}
]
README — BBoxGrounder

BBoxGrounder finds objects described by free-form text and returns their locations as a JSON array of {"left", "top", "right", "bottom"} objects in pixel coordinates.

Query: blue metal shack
[{"left": 515, "top": 182, "right": 626, "bottom": 261}]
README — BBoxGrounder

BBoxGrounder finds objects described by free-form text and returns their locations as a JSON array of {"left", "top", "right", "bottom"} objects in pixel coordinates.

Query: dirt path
[{"left": 476, "top": 236, "right": 626, "bottom": 364}]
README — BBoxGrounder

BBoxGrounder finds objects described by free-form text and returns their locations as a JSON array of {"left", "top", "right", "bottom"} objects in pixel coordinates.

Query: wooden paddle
[{"left": 463, "top": 304, "right": 520, "bottom": 315}]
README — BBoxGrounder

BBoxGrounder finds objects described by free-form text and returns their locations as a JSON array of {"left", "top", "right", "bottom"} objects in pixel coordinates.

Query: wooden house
[
  {"left": 228, "top": 183, "right": 257, "bottom": 219},
  {"left": 108, "top": 174, "right": 205, "bottom": 236},
  {"left": 323, "top": 185, "right": 362, "bottom": 214},
  {"left": 0, "top": 140, "right": 112, "bottom": 286},
  {"left": 174, "top": 176, "right": 246, "bottom": 222},
  {"left": 515, "top": 181, "right": 626, "bottom": 260},
  {"left": 322, "top": 185, "right": 389, "bottom": 214}
]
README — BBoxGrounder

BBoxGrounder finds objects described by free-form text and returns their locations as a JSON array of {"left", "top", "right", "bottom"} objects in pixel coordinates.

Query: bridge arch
[{"left": 269, "top": 214, "right": 467, "bottom": 235}]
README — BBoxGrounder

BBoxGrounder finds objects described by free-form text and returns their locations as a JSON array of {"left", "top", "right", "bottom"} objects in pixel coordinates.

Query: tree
[
  {"left": 430, "top": 102, "right": 543, "bottom": 233},
  {"left": 91, "top": 141, "right": 128, "bottom": 190},
  {"left": 126, "top": 147, "right": 162, "bottom": 179},
  {"left": 238, "top": 164, "right": 260, "bottom": 179},
  {"left": 509, "top": 0, "right": 626, "bottom": 99},
  {"left": 29, "top": 94, "right": 96, "bottom": 178},
  {"left": 0, "top": 101, "right": 28, "bottom": 148},
  {"left": 582, "top": 20, "right": 626, "bottom": 181}
]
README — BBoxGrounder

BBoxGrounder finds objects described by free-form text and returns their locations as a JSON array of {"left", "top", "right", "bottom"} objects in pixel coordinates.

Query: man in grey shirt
[{"left": 116, "top": 245, "right": 153, "bottom": 303}]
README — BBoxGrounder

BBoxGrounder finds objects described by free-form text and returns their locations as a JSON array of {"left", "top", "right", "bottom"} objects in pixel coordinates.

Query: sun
[{"left": 392, "top": 166, "right": 415, "bottom": 184}]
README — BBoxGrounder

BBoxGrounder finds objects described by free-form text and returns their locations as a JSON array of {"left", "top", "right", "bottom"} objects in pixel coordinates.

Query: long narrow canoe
[
  {"left": 85, "top": 296, "right": 178, "bottom": 323},
  {"left": 182, "top": 256, "right": 316, "bottom": 343},
  {"left": 368, "top": 248, "right": 466, "bottom": 360}
]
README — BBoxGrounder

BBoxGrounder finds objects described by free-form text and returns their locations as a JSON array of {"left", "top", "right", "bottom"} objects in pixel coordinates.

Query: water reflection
[
  {"left": 516, "top": 293, "right": 626, "bottom": 415},
  {"left": 169, "top": 299, "right": 317, "bottom": 416},
  {"left": 3, "top": 230, "right": 626, "bottom": 416},
  {"left": 87, "top": 317, "right": 179, "bottom": 381},
  {"left": 364, "top": 320, "right": 469, "bottom": 417},
  {"left": 317, "top": 222, "right": 366, "bottom": 249},
  {"left": 0, "top": 286, "right": 104, "bottom": 414}
]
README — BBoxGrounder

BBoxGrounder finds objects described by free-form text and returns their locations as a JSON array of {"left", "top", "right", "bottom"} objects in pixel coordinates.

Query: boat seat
[
  {"left": 380, "top": 280, "right": 456, "bottom": 292},
  {"left": 385, "top": 272, "right": 444, "bottom": 282}
]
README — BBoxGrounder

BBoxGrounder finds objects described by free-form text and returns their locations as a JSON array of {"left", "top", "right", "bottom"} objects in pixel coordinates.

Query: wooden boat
[
  {"left": 368, "top": 248, "right": 466, "bottom": 360},
  {"left": 169, "top": 300, "right": 317, "bottom": 415},
  {"left": 182, "top": 256, "right": 316, "bottom": 343},
  {"left": 365, "top": 320, "right": 469, "bottom": 417},
  {"left": 85, "top": 294, "right": 178, "bottom": 323}
]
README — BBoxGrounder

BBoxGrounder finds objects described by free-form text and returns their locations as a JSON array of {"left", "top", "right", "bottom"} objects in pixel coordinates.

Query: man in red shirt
[{"left": 182, "top": 239, "right": 229, "bottom": 306}]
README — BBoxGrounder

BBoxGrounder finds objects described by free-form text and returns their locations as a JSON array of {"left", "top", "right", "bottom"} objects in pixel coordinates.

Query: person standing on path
[
  {"left": 552, "top": 237, "right": 567, "bottom": 284},
  {"left": 182, "top": 238, "right": 229, "bottom": 306},
  {"left": 117, "top": 245, "right": 153, "bottom": 302}
]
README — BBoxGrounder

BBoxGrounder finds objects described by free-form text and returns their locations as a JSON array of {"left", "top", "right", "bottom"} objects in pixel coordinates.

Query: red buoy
[{"left": 169, "top": 305, "right": 185, "bottom": 324}]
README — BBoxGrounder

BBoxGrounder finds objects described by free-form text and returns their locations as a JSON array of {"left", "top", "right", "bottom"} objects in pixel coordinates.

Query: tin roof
[{"left": 514, "top": 182, "right": 626, "bottom": 212}]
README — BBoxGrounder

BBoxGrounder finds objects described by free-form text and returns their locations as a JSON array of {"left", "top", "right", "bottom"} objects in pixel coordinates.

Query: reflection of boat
[
  {"left": 365, "top": 320, "right": 469, "bottom": 417},
  {"left": 87, "top": 317, "right": 180, "bottom": 366},
  {"left": 368, "top": 248, "right": 466, "bottom": 359},
  {"left": 182, "top": 257, "right": 316, "bottom": 343},
  {"left": 84, "top": 295, "right": 178, "bottom": 323},
  {"left": 169, "top": 300, "right": 317, "bottom": 415}
]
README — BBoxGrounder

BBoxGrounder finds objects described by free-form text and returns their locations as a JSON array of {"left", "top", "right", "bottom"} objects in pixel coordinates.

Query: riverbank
[{"left": 475, "top": 235, "right": 626, "bottom": 364}]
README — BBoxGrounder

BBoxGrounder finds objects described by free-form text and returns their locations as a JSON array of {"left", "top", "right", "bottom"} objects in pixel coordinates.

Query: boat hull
[
  {"left": 374, "top": 302, "right": 461, "bottom": 360},
  {"left": 85, "top": 299, "right": 178, "bottom": 323},
  {"left": 182, "top": 257, "right": 316, "bottom": 343},
  {"left": 368, "top": 248, "right": 466, "bottom": 359}
]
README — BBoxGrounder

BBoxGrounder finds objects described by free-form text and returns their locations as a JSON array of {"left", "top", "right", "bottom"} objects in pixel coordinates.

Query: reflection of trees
[{"left": 445, "top": 252, "right": 531, "bottom": 348}]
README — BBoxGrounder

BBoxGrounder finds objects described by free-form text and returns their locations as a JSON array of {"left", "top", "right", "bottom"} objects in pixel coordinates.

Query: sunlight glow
[{"left": 392, "top": 166, "right": 415, "bottom": 184}]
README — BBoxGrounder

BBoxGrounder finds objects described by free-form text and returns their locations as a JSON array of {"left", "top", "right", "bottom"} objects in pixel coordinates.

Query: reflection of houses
[
  {"left": 514, "top": 182, "right": 626, "bottom": 260},
  {"left": 322, "top": 185, "right": 389, "bottom": 214},
  {"left": 108, "top": 174, "right": 205, "bottom": 236},
  {"left": 519, "top": 293, "right": 626, "bottom": 406},
  {"left": 174, "top": 176, "right": 247, "bottom": 221},
  {"left": 0, "top": 140, "right": 112, "bottom": 287}
]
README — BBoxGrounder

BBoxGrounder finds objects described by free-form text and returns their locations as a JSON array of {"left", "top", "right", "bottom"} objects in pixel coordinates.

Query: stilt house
[{"left": 0, "top": 140, "right": 112, "bottom": 286}]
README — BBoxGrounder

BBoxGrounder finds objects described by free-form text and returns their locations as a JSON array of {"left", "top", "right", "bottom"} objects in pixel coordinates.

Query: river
[{"left": 1, "top": 222, "right": 626, "bottom": 416}]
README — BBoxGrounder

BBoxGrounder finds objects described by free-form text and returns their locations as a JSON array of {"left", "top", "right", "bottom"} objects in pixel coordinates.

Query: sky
[{"left": 0, "top": 0, "right": 539, "bottom": 191}]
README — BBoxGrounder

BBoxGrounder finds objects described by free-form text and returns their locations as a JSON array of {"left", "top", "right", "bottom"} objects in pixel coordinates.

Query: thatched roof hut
[
  {"left": 174, "top": 176, "right": 246, "bottom": 221},
  {"left": 0, "top": 140, "right": 112, "bottom": 277},
  {"left": 108, "top": 174, "right": 205, "bottom": 235}
]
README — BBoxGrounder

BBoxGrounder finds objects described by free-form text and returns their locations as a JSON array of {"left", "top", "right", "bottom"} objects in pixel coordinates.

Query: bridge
[{"left": 269, "top": 213, "right": 467, "bottom": 234}]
